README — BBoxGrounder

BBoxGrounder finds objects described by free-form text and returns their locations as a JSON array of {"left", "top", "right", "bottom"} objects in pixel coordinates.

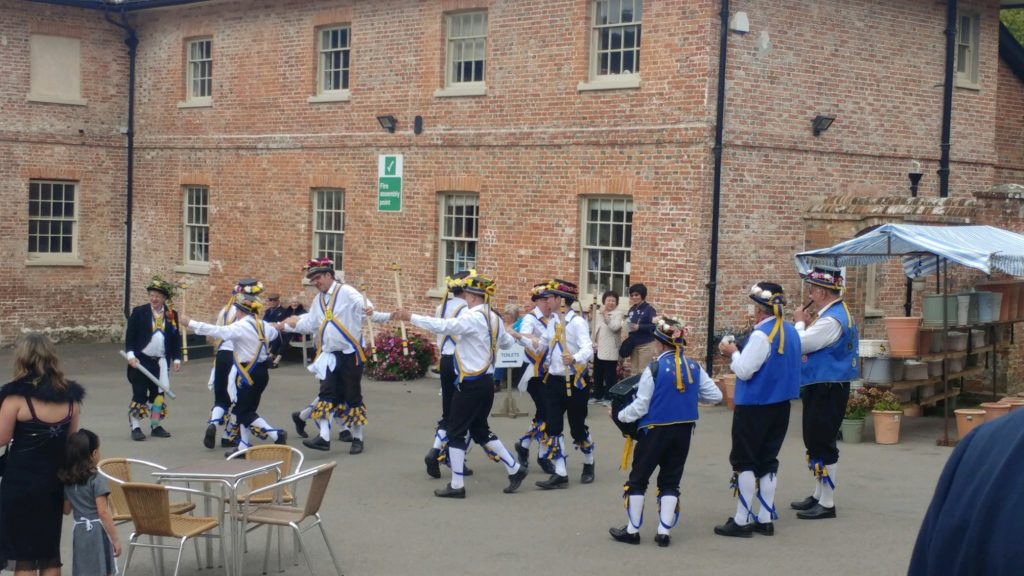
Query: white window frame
[
  {"left": 435, "top": 11, "right": 488, "bottom": 98},
  {"left": 180, "top": 38, "right": 212, "bottom": 108},
  {"left": 437, "top": 193, "right": 479, "bottom": 286},
  {"left": 309, "top": 25, "right": 352, "bottom": 103},
  {"left": 26, "top": 180, "right": 82, "bottom": 266},
  {"left": 955, "top": 12, "right": 980, "bottom": 89},
  {"left": 579, "top": 196, "right": 633, "bottom": 303},
  {"left": 312, "top": 188, "right": 345, "bottom": 269},
  {"left": 579, "top": 0, "right": 642, "bottom": 92},
  {"left": 182, "top": 185, "right": 210, "bottom": 271}
]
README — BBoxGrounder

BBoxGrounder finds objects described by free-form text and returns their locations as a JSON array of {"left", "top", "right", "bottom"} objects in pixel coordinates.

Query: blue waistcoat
[
  {"left": 639, "top": 351, "right": 700, "bottom": 428},
  {"left": 800, "top": 301, "right": 859, "bottom": 386},
  {"left": 735, "top": 320, "right": 801, "bottom": 405}
]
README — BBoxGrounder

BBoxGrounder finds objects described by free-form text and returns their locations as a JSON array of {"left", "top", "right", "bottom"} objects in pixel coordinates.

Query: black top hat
[
  {"left": 542, "top": 278, "right": 579, "bottom": 300},
  {"left": 802, "top": 265, "right": 844, "bottom": 291},
  {"left": 653, "top": 316, "right": 687, "bottom": 348},
  {"left": 303, "top": 257, "right": 334, "bottom": 279}
]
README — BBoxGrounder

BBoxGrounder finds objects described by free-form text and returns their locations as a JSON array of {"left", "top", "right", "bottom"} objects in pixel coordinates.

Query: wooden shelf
[
  {"left": 917, "top": 350, "right": 967, "bottom": 361},
  {"left": 946, "top": 366, "right": 985, "bottom": 380},
  {"left": 969, "top": 345, "right": 993, "bottom": 354},
  {"left": 918, "top": 387, "right": 961, "bottom": 407}
]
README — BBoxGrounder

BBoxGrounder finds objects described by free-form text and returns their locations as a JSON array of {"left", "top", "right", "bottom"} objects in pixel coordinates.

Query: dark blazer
[{"left": 125, "top": 303, "right": 182, "bottom": 362}]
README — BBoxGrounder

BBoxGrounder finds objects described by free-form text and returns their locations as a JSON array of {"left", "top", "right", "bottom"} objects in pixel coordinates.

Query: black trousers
[
  {"left": 800, "top": 382, "right": 850, "bottom": 465},
  {"left": 447, "top": 376, "right": 497, "bottom": 449},
  {"left": 625, "top": 423, "right": 694, "bottom": 496},
  {"left": 592, "top": 358, "right": 618, "bottom": 400},
  {"left": 318, "top": 351, "right": 364, "bottom": 407},
  {"left": 212, "top": 350, "right": 234, "bottom": 409},
  {"left": 730, "top": 401, "right": 791, "bottom": 477},
  {"left": 438, "top": 355, "right": 457, "bottom": 429},
  {"left": 128, "top": 354, "right": 162, "bottom": 404},
  {"left": 543, "top": 375, "right": 590, "bottom": 443},
  {"left": 526, "top": 375, "right": 547, "bottom": 423},
  {"left": 234, "top": 362, "right": 269, "bottom": 426}
]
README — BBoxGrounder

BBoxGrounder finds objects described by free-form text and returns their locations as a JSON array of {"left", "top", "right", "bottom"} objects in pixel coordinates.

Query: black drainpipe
[
  {"left": 105, "top": 6, "right": 138, "bottom": 318},
  {"left": 706, "top": 0, "right": 729, "bottom": 373},
  {"left": 938, "top": 0, "right": 956, "bottom": 198}
]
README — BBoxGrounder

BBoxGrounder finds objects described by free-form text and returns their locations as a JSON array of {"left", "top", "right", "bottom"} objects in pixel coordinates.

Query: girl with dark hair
[
  {"left": 59, "top": 429, "right": 120, "bottom": 576},
  {"left": 0, "top": 333, "right": 84, "bottom": 576}
]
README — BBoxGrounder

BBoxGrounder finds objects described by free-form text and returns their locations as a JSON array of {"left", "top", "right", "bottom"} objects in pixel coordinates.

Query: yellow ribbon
[{"left": 620, "top": 438, "right": 634, "bottom": 470}]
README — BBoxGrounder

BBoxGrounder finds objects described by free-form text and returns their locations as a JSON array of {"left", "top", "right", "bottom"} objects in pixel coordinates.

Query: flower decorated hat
[
  {"left": 234, "top": 278, "right": 264, "bottom": 296},
  {"left": 445, "top": 269, "right": 474, "bottom": 293},
  {"left": 653, "top": 316, "right": 688, "bottom": 348},
  {"left": 749, "top": 281, "right": 787, "bottom": 353},
  {"left": 529, "top": 282, "right": 549, "bottom": 302},
  {"left": 233, "top": 279, "right": 265, "bottom": 315},
  {"left": 462, "top": 271, "right": 497, "bottom": 298},
  {"left": 303, "top": 257, "right": 334, "bottom": 279},
  {"left": 542, "top": 278, "right": 579, "bottom": 300},
  {"left": 146, "top": 276, "right": 176, "bottom": 299},
  {"left": 802, "top": 265, "right": 844, "bottom": 292}
]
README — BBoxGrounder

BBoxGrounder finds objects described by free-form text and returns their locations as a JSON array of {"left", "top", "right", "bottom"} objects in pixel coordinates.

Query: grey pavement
[{"left": 0, "top": 342, "right": 951, "bottom": 576}]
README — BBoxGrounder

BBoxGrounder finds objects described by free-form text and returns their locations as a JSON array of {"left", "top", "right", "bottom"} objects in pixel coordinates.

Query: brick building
[{"left": 3, "top": 0, "right": 1024, "bottom": 386}]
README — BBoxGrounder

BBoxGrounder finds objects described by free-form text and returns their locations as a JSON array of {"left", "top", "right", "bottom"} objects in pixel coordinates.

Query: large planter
[
  {"left": 721, "top": 374, "right": 736, "bottom": 411},
  {"left": 839, "top": 418, "right": 865, "bottom": 443},
  {"left": 872, "top": 410, "right": 903, "bottom": 444},
  {"left": 979, "top": 402, "right": 1011, "bottom": 421},
  {"left": 883, "top": 317, "right": 922, "bottom": 357},
  {"left": 922, "top": 295, "right": 957, "bottom": 327},
  {"left": 954, "top": 408, "right": 986, "bottom": 439}
]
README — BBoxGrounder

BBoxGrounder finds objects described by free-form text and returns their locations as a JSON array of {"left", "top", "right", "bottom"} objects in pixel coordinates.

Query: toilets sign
[{"left": 378, "top": 154, "right": 403, "bottom": 212}]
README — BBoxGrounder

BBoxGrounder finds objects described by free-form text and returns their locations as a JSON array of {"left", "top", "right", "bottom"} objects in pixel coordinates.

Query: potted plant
[
  {"left": 867, "top": 388, "right": 904, "bottom": 445},
  {"left": 840, "top": 391, "right": 871, "bottom": 443}
]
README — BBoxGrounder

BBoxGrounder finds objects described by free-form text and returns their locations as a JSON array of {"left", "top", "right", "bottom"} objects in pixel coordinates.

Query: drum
[{"left": 608, "top": 373, "right": 642, "bottom": 439}]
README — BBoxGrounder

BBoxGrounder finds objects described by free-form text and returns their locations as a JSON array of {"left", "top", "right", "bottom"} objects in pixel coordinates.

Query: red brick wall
[{"left": 996, "top": 59, "right": 1024, "bottom": 184}]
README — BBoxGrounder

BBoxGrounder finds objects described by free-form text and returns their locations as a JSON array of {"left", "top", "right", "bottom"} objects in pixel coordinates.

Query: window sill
[
  {"left": 954, "top": 79, "right": 980, "bottom": 92},
  {"left": 577, "top": 75, "right": 641, "bottom": 92},
  {"left": 426, "top": 287, "right": 446, "bottom": 299},
  {"left": 26, "top": 93, "right": 88, "bottom": 106},
  {"left": 864, "top": 307, "right": 885, "bottom": 319},
  {"left": 433, "top": 83, "right": 487, "bottom": 98},
  {"left": 25, "top": 257, "right": 84, "bottom": 267},
  {"left": 307, "top": 91, "right": 351, "bottom": 104},
  {"left": 174, "top": 262, "right": 210, "bottom": 275},
  {"left": 177, "top": 98, "right": 213, "bottom": 109}
]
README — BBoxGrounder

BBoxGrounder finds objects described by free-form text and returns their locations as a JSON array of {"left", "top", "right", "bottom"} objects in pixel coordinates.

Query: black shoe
[
  {"left": 504, "top": 467, "right": 528, "bottom": 493},
  {"left": 275, "top": 430, "right": 288, "bottom": 445},
  {"left": 349, "top": 439, "right": 364, "bottom": 454},
  {"left": 608, "top": 526, "right": 640, "bottom": 545},
  {"left": 753, "top": 521, "right": 775, "bottom": 536},
  {"left": 221, "top": 437, "right": 239, "bottom": 448},
  {"left": 130, "top": 427, "right": 145, "bottom": 442},
  {"left": 796, "top": 503, "right": 836, "bottom": 520},
  {"left": 434, "top": 483, "right": 466, "bottom": 499},
  {"left": 425, "top": 449, "right": 442, "bottom": 479},
  {"left": 654, "top": 534, "right": 671, "bottom": 547},
  {"left": 713, "top": 517, "right": 754, "bottom": 538},
  {"left": 581, "top": 463, "right": 595, "bottom": 484},
  {"left": 790, "top": 495, "right": 818, "bottom": 511},
  {"left": 291, "top": 412, "right": 308, "bottom": 439},
  {"left": 538, "top": 457, "right": 555, "bottom": 475},
  {"left": 302, "top": 437, "right": 330, "bottom": 451},
  {"left": 515, "top": 444, "right": 530, "bottom": 468},
  {"left": 463, "top": 464, "right": 474, "bottom": 477},
  {"left": 150, "top": 426, "right": 171, "bottom": 438},
  {"left": 203, "top": 424, "right": 216, "bottom": 449},
  {"left": 535, "top": 474, "right": 569, "bottom": 490},
  {"left": 339, "top": 429, "right": 353, "bottom": 442}
]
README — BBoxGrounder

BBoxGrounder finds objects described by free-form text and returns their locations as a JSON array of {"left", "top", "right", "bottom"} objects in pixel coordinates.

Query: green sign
[{"left": 377, "top": 154, "right": 403, "bottom": 212}]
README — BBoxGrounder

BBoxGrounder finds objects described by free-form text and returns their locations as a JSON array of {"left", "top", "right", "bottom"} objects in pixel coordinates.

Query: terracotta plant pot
[
  {"left": 872, "top": 410, "right": 902, "bottom": 445},
  {"left": 882, "top": 317, "right": 922, "bottom": 357},
  {"left": 721, "top": 374, "right": 736, "bottom": 411},
  {"left": 979, "top": 402, "right": 1011, "bottom": 421},
  {"left": 999, "top": 397, "right": 1024, "bottom": 412},
  {"left": 954, "top": 408, "right": 986, "bottom": 439},
  {"left": 902, "top": 403, "right": 923, "bottom": 418},
  {"left": 839, "top": 418, "right": 865, "bottom": 443}
]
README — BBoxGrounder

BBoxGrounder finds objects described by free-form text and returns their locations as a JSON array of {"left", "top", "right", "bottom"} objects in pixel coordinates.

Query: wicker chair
[
  {"left": 120, "top": 482, "right": 227, "bottom": 576},
  {"left": 226, "top": 444, "right": 304, "bottom": 505},
  {"left": 240, "top": 462, "right": 342, "bottom": 576},
  {"left": 98, "top": 458, "right": 197, "bottom": 524}
]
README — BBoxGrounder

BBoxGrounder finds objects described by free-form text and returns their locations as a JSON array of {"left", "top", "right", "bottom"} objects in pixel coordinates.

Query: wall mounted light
[
  {"left": 414, "top": 115, "right": 423, "bottom": 135},
  {"left": 812, "top": 115, "right": 834, "bottom": 137},
  {"left": 908, "top": 160, "right": 923, "bottom": 198},
  {"left": 377, "top": 115, "right": 397, "bottom": 133}
]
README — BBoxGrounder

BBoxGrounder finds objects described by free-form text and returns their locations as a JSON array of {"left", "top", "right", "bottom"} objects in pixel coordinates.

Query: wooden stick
[
  {"left": 360, "top": 283, "right": 378, "bottom": 361},
  {"left": 177, "top": 280, "right": 189, "bottom": 363},
  {"left": 391, "top": 262, "right": 410, "bottom": 356}
]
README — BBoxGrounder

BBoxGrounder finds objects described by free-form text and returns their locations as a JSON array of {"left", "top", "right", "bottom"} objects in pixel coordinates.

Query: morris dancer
[
  {"left": 279, "top": 258, "right": 390, "bottom": 454},
  {"left": 609, "top": 316, "right": 721, "bottom": 546},
  {"left": 124, "top": 276, "right": 181, "bottom": 442},
  {"left": 184, "top": 283, "right": 286, "bottom": 455},
  {"left": 392, "top": 272, "right": 527, "bottom": 498},
  {"left": 202, "top": 283, "right": 243, "bottom": 449},
  {"left": 513, "top": 283, "right": 555, "bottom": 475}
]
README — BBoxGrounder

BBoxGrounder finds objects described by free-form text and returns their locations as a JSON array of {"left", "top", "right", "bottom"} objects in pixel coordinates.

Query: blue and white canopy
[{"left": 795, "top": 224, "right": 1024, "bottom": 279}]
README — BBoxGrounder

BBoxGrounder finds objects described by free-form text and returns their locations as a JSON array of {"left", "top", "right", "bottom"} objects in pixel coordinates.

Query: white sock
[
  {"left": 626, "top": 495, "right": 644, "bottom": 534},
  {"left": 433, "top": 429, "right": 446, "bottom": 451},
  {"left": 250, "top": 417, "right": 278, "bottom": 442},
  {"left": 583, "top": 450, "right": 595, "bottom": 465},
  {"left": 733, "top": 471, "right": 756, "bottom": 526},
  {"left": 299, "top": 404, "right": 314, "bottom": 420},
  {"left": 449, "top": 447, "right": 466, "bottom": 489},
  {"left": 756, "top": 473, "right": 778, "bottom": 523},
  {"left": 819, "top": 463, "right": 837, "bottom": 508},
  {"left": 239, "top": 425, "right": 252, "bottom": 449},
  {"left": 519, "top": 436, "right": 531, "bottom": 449},
  {"left": 813, "top": 470, "right": 822, "bottom": 500},
  {"left": 129, "top": 415, "right": 142, "bottom": 430},
  {"left": 554, "top": 436, "right": 567, "bottom": 477},
  {"left": 209, "top": 406, "right": 225, "bottom": 424},
  {"left": 658, "top": 495, "right": 679, "bottom": 535},
  {"left": 317, "top": 419, "right": 331, "bottom": 441},
  {"left": 351, "top": 424, "right": 364, "bottom": 441},
  {"left": 484, "top": 439, "right": 518, "bottom": 474}
]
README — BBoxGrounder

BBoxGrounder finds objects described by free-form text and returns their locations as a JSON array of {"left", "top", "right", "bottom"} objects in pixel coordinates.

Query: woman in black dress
[{"left": 0, "top": 333, "right": 84, "bottom": 576}]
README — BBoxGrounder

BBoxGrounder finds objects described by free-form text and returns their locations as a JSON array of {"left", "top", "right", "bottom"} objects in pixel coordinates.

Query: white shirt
[
  {"left": 795, "top": 299, "right": 843, "bottom": 354},
  {"left": 618, "top": 350, "right": 723, "bottom": 423},
  {"left": 287, "top": 281, "right": 390, "bottom": 355},
  {"left": 190, "top": 315, "right": 279, "bottom": 364},
  {"left": 140, "top": 306, "right": 168, "bottom": 359},
  {"left": 729, "top": 316, "right": 775, "bottom": 381},
  {"left": 435, "top": 296, "right": 468, "bottom": 356},
  {"left": 536, "top": 310, "right": 594, "bottom": 377},
  {"left": 214, "top": 304, "right": 238, "bottom": 352},
  {"left": 411, "top": 303, "right": 515, "bottom": 377}
]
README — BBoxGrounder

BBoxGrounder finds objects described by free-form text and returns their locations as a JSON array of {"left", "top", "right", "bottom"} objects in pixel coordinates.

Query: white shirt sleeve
[
  {"left": 189, "top": 319, "right": 247, "bottom": 341},
  {"left": 411, "top": 313, "right": 477, "bottom": 337},
  {"left": 617, "top": 365, "right": 654, "bottom": 423},
  {"left": 570, "top": 317, "right": 594, "bottom": 365},
  {"left": 795, "top": 316, "right": 842, "bottom": 355},
  {"left": 730, "top": 330, "right": 770, "bottom": 381},
  {"left": 697, "top": 366, "right": 724, "bottom": 404}
]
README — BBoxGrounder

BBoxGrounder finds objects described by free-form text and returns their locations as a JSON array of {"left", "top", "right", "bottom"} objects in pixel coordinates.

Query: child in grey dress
[{"left": 58, "top": 429, "right": 120, "bottom": 576}]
